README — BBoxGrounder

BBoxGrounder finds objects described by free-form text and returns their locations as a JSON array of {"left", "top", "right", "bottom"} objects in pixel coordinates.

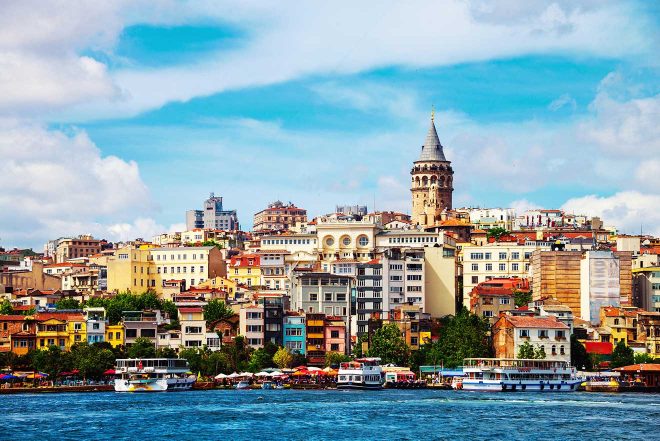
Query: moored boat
[
  {"left": 114, "top": 358, "right": 195, "bottom": 392},
  {"left": 236, "top": 380, "right": 251, "bottom": 390},
  {"left": 337, "top": 357, "right": 383, "bottom": 390},
  {"left": 462, "top": 358, "right": 582, "bottom": 392}
]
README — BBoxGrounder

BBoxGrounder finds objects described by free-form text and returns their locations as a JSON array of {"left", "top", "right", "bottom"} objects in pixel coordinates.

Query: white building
[
  {"left": 239, "top": 304, "right": 264, "bottom": 348},
  {"left": 457, "top": 207, "right": 516, "bottom": 231},
  {"left": 580, "top": 251, "right": 621, "bottom": 324}
]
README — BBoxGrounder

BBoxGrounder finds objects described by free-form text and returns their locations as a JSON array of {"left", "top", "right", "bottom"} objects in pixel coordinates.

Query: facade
[
  {"left": 580, "top": 251, "right": 624, "bottom": 324},
  {"left": 316, "top": 217, "right": 378, "bottom": 263},
  {"left": 105, "top": 324, "right": 123, "bottom": 348},
  {"left": 179, "top": 306, "right": 206, "bottom": 348},
  {"left": 260, "top": 296, "right": 284, "bottom": 347},
  {"left": 0, "top": 315, "right": 32, "bottom": 354},
  {"left": 186, "top": 192, "right": 239, "bottom": 231},
  {"left": 283, "top": 313, "right": 306, "bottom": 355},
  {"left": 336, "top": 205, "right": 367, "bottom": 216},
  {"left": 470, "top": 277, "right": 528, "bottom": 323},
  {"left": 599, "top": 306, "right": 640, "bottom": 346},
  {"left": 324, "top": 316, "right": 346, "bottom": 354},
  {"left": 633, "top": 266, "right": 660, "bottom": 312},
  {"left": 305, "top": 313, "right": 326, "bottom": 366},
  {"left": 531, "top": 250, "right": 582, "bottom": 316},
  {"left": 462, "top": 244, "right": 544, "bottom": 308},
  {"left": 458, "top": 207, "right": 516, "bottom": 231},
  {"left": 291, "top": 272, "right": 352, "bottom": 320},
  {"left": 239, "top": 305, "right": 264, "bottom": 348},
  {"left": 386, "top": 304, "right": 431, "bottom": 350},
  {"left": 55, "top": 235, "right": 102, "bottom": 263},
  {"left": 411, "top": 115, "right": 454, "bottom": 227},
  {"left": 356, "top": 260, "right": 383, "bottom": 336},
  {"left": 253, "top": 200, "right": 307, "bottom": 232},
  {"left": 229, "top": 254, "right": 262, "bottom": 287},
  {"left": 107, "top": 245, "right": 225, "bottom": 294},
  {"left": 492, "top": 315, "right": 571, "bottom": 363},
  {"left": 258, "top": 250, "right": 289, "bottom": 291},
  {"left": 637, "top": 312, "right": 660, "bottom": 358},
  {"left": 122, "top": 310, "right": 168, "bottom": 347}
]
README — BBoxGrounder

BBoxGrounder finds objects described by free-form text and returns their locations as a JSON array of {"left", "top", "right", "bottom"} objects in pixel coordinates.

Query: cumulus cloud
[
  {"left": 0, "top": 122, "right": 155, "bottom": 247},
  {"left": 561, "top": 191, "right": 660, "bottom": 236}
]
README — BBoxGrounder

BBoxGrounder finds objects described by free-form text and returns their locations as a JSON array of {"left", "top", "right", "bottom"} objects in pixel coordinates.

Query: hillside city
[{"left": 1, "top": 117, "right": 658, "bottom": 377}]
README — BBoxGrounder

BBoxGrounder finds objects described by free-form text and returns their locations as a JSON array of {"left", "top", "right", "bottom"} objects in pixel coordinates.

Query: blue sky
[{"left": 1, "top": 1, "right": 659, "bottom": 248}]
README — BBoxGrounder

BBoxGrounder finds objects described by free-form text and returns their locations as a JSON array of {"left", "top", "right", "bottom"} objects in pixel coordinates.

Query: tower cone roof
[{"left": 417, "top": 116, "right": 446, "bottom": 162}]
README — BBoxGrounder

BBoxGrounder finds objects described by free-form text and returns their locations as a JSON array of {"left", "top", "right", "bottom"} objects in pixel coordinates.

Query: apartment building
[
  {"left": 253, "top": 200, "right": 307, "bottom": 232},
  {"left": 55, "top": 235, "right": 102, "bottom": 263},
  {"left": 240, "top": 305, "right": 264, "bottom": 348}
]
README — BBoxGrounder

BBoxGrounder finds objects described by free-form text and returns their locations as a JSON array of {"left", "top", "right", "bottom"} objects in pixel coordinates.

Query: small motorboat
[
  {"left": 261, "top": 381, "right": 274, "bottom": 390},
  {"left": 236, "top": 380, "right": 251, "bottom": 390}
]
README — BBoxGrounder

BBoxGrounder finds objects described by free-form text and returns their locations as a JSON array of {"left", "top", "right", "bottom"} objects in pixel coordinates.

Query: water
[{"left": 1, "top": 389, "right": 658, "bottom": 440}]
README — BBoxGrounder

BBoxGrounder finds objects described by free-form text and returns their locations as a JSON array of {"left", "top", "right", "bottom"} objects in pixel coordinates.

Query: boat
[
  {"left": 461, "top": 358, "right": 583, "bottom": 392},
  {"left": 337, "top": 357, "right": 383, "bottom": 390},
  {"left": 261, "top": 381, "right": 275, "bottom": 390},
  {"left": 236, "top": 380, "right": 251, "bottom": 390},
  {"left": 114, "top": 358, "right": 195, "bottom": 392}
]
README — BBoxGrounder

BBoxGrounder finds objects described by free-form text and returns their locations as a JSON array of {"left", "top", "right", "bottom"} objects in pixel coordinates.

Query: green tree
[
  {"left": 248, "top": 348, "right": 272, "bottom": 372},
  {"left": 156, "top": 347, "right": 177, "bottom": 358},
  {"left": 207, "top": 350, "right": 230, "bottom": 375},
  {"left": 32, "top": 345, "right": 70, "bottom": 379},
  {"left": 533, "top": 344, "right": 546, "bottom": 359},
  {"left": 55, "top": 297, "right": 81, "bottom": 310},
  {"left": 570, "top": 335, "right": 592, "bottom": 371},
  {"left": 513, "top": 290, "right": 533, "bottom": 308},
  {"left": 203, "top": 299, "right": 234, "bottom": 323},
  {"left": 610, "top": 340, "right": 634, "bottom": 368},
  {"left": 273, "top": 347, "right": 294, "bottom": 369},
  {"left": 634, "top": 352, "right": 656, "bottom": 364},
  {"left": 0, "top": 299, "right": 14, "bottom": 315},
  {"left": 325, "top": 351, "right": 350, "bottom": 367},
  {"left": 432, "top": 308, "right": 491, "bottom": 368},
  {"left": 221, "top": 336, "right": 251, "bottom": 372},
  {"left": 127, "top": 337, "right": 156, "bottom": 359},
  {"left": 353, "top": 334, "right": 368, "bottom": 358},
  {"left": 70, "top": 343, "right": 115, "bottom": 380},
  {"left": 517, "top": 341, "right": 536, "bottom": 359},
  {"left": 486, "top": 227, "right": 510, "bottom": 241},
  {"left": 179, "top": 347, "right": 210, "bottom": 374},
  {"left": 201, "top": 240, "right": 223, "bottom": 249},
  {"left": 368, "top": 323, "right": 410, "bottom": 366}
]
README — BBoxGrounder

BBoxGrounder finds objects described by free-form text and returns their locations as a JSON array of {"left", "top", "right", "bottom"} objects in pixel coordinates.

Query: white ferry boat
[
  {"left": 337, "top": 357, "right": 383, "bottom": 390},
  {"left": 462, "top": 358, "right": 582, "bottom": 392},
  {"left": 114, "top": 358, "right": 196, "bottom": 392}
]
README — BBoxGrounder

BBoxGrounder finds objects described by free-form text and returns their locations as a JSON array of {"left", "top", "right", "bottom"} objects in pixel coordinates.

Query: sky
[{"left": 1, "top": 0, "right": 659, "bottom": 250}]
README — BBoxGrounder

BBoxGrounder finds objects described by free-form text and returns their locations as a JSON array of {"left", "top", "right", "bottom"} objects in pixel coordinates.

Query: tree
[
  {"left": 248, "top": 348, "right": 272, "bottom": 372},
  {"left": 486, "top": 227, "right": 510, "bottom": 241},
  {"left": 431, "top": 308, "right": 491, "bottom": 368},
  {"left": 70, "top": 343, "right": 115, "bottom": 380},
  {"left": 0, "top": 299, "right": 14, "bottom": 315},
  {"left": 179, "top": 347, "right": 208, "bottom": 374},
  {"left": 127, "top": 337, "right": 156, "bottom": 359},
  {"left": 517, "top": 341, "right": 536, "bottom": 359},
  {"left": 352, "top": 334, "right": 368, "bottom": 358},
  {"left": 32, "top": 345, "right": 70, "bottom": 379},
  {"left": 222, "top": 336, "right": 251, "bottom": 372},
  {"left": 533, "top": 344, "right": 546, "bottom": 359},
  {"left": 513, "top": 290, "right": 532, "bottom": 308},
  {"left": 634, "top": 352, "right": 656, "bottom": 364},
  {"left": 610, "top": 340, "right": 634, "bottom": 369},
  {"left": 156, "top": 347, "right": 177, "bottom": 358},
  {"left": 273, "top": 347, "right": 294, "bottom": 369},
  {"left": 55, "top": 297, "right": 81, "bottom": 310},
  {"left": 570, "top": 335, "right": 592, "bottom": 371},
  {"left": 325, "top": 351, "right": 350, "bottom": 368},
  {"left": 368, "top": 323, "right": 410, "bottom": 366},
  {"left": 203, "top": 299, "right": 234, "bottom": 323}
]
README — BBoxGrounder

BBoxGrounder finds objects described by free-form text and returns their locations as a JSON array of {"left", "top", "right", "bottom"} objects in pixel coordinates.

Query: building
[
  {"left": 0, "top": 261, "right": 61, "bottom": 292},
  {"left": 179, "top": 306, "right": 206, "bottom": 348},
  {"left": 283, "top": 312, "right": 306, "bottom": 355},
  {"left": 239, "top": 304, "right": 264, "bottom": 348},
  {"left": 458, "top": 207, "right": 516, "bottom": 231},
  {"left": 257, "top": 250, "right": 289, "bottom": 291},
  {"left": 386, "top": 304, "right": 432, "bottom": 350},
  {"left": 470, "top": 277, "right": 528, "bottom": 323},
  {"left": 122, "top": 310, "right": 169, "bottom": 347},
  {"left": 55, "top": 235, "right": 102, "bottom": 263},
  {"left": 423, "top": 246, "right": 459, "bottom": 318},
  {"left": 229, "top": 254, "right": 262, "bottom": 288},
  {"left": 0, "top": 315, "right": 33, "bottom": 354},
  {"left": 531, "top": 250, "right": 582, "bottom": 316},
  {"left": 356, "top": 260, "right": 383, "bottom": 336},
  {"left": 253, "top": 200, "right": 307, "bottom": 232},
  {"left": 599, "top": 306, "right": 641, "bottom": 346},
  {"left": 291, "top": 272, "right": 352, "bottom": 321},
  {"left": 462, "top": 244, "right": 545, "bottom": 308},
  {"left": 107, "top": 245, "right": 226, "bottom": 294},
  {"left": 105, "top": 324, "right": 123, "bottom": 348},
  {"left": 633, "top": 266, "right": 660, "bottom": 312},
  {"left": 259, "top": 295, "right": 285, "bottom": 347},
  {"left": 186, "top": 192, "right": 239, "bottom": 231},
  {"left": 336, "top": 205, "right": 367, "bottom": 216},
  {"left": 324, "top": 316, "right": 346, "bottom": 355},
  {"left": 305, "top": 313, "right": 326, "bottom": 366},
  {"left": 637, "top": 311, "right": 660, "bottom": 358},
  {"left": 411, "top": 113, "right": 454, "bottom": 227},
  {"left": 492, "top": 315, "right": 571, "bottom": 363}
]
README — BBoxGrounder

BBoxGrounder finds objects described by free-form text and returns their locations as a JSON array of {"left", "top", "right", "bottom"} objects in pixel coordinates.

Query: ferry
[
  {"left": 114, "top": 358, "right": 196, "bottom": 392},
  {"left": 462, "top": 358, "right": 582, "bottom": 392},
  {"left": 337, "top": 357, "right": 383, "bottom": 390}
]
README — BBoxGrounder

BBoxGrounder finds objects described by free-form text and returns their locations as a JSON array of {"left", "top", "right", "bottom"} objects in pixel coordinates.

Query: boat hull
[
  {"left": 114, "top": 377, "right": 195, "bottom": 392},
  {"left": 337, "top": 382, "right": 382, "bottom": 390},
  {"left": 462, "top": 380, "right": 582, "bottom": 392}
]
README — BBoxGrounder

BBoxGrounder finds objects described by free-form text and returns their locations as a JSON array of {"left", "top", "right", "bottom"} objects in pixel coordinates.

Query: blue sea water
[{"left": 1, "top": 390, "right": 658, "bottom": 440}]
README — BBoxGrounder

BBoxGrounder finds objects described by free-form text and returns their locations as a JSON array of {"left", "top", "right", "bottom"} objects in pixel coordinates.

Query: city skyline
[{"left": 1, "top": 1, "right": 659, "bottom": 249}]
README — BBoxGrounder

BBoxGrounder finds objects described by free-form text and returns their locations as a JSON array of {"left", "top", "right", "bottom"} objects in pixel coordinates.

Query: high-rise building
[
  {"left": 185, "top": 193, "right": 239, "bottom": 231},
  {"left": 411, "top": 112, "right": 454, "bottom": 227}
]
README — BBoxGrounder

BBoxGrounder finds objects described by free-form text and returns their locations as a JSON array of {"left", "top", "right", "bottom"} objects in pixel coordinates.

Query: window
[
  {"left": 499, "top": 263, "right": 506, "bottom": 271},
  {"left": 556, "top": 330, "right": 565, "bottom": 339},
  {"left": 511, "top": 252, "right": 520, "bottom": 260},
  {"left": 331, "top": 330, "right": 339, "bottom": 338},
  {"left": 74, "top": 323, "right": 82, "bottom": 331},
  {"left": 560, "top": 345, "right": 565, "bottom": 355},
  {"left": 330, "top": 343, "right": 340, "bottom": 351},
  {"left": 325, "top": 292, "right": 333, "bottom": 301},
  {"left": 309, "top": 293, "right": 318, "bottom": 301},
  {"left": 485, "top": 264, "right": 492, "bottom": 271},
  {"left": 485, "top": 253, "right": 492, "bottom": 260},
  {"left": 519, "top": 329, "right": 529, "bottom": 338},
  {"left": 141, "top": 329, "right": 156, "bottom": 338},
  {"left": 471, "top": 276, "right": 478, "bottom": 284},
  {"left": 358, "top": 236, "right": 369, "bottom": 247},
  {"left": 185, "top": 326, "right": 203, "bottom": 334},
  {"left": 483, "top": 311, "right": 493, "bottom": 318},
  {"left": 538, "top": 330, "right": 549, "bottom": 338},
  {"left": 500, "top": 298, "right": 510, "bottom": 305},
  {"left": 471, "top": 264, "right": 479, "bottom": 271},
  {"left": 551, "top": 345, "right": 557, "bottom": 355},
  {"left": 407, "top": 275, "right": 422, "bottom": 281},
  {"left": 512, "top": 263, "right": 519, "bottom": 271},
  {"left": 336, "top": 293, "right": 346, "bottom": 302},
  {"left": 126, "top": 329, "right": 137, "bottom": 338},
  {"left": 499, "top": 252, "right": 507, "bottom": 260}
]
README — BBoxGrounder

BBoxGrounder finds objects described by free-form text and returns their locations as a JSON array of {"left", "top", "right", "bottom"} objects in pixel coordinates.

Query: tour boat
[
  {"left": 461, "top": 358, "right": 583, "bottom": 392},
  {"left": 337, "top": 357, "right": 383, "bottom": 390},
  {"left": 114, "top": 358, "right": 196, "bottom": 392}
]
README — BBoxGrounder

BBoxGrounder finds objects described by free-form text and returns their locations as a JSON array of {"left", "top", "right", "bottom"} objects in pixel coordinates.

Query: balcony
[
  {"left": 307, "top": 320, "right": 324, "bottom": 327},
  {"left": 307, "top": 333, "right": 324, "bottom": 339}
]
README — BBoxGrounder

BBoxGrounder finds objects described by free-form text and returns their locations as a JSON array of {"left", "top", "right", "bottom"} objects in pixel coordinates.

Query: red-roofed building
[
  {"left": 253, "top": 200, "right": 307, "bottom": 232},
  {"left": 471, "top": 277, "right": 530, "bottom": 323},
  {"left": 179, "top": 305, "right": 206, "bottom": 349},
  {"left": 493, "top": 314, "right": 571, "bottom": 363}
]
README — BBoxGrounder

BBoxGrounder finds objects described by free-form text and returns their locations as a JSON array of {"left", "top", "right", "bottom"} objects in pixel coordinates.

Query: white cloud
[
  {"left": 561, "top": 191, "right": 660, "bottom": 236},
  {"left": 509, "top": 199, "right": 542, "bottom": 215},
  {"left": 548, "top": 93, "right": 577, "bottom": 111},
  {"left": 0, "top": 122, "right": 154, "bottom": 248},
  {"left": 635, "top": 159, "right": 660, "bottom": 189}
]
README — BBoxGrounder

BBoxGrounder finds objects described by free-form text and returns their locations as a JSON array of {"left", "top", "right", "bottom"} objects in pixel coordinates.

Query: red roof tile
[{"left": 504, "top": 316, "right": 568, "bottom": 329}]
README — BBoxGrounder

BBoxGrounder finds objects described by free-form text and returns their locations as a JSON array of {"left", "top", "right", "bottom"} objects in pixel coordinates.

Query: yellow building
[
  {"left": 36, "top": 317, "right": 69, "bottom": 350},
  {"left": 106, "top": 324, "right": 124, "bottom": 348},
  {"left": 600, "top": 306, "right": 641, "bottom": 345},
  {"left": 67, "top": 313, "right": 86, "bottom": 347},
  {"left": 107, "top": 245, "right": 226, "bottom": 294},
  {"left": 229, "top": 254, "right": 262, "bottom": 288},
  {"left": 198, "top": 276, "right": 238, "bottom": 299}
]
